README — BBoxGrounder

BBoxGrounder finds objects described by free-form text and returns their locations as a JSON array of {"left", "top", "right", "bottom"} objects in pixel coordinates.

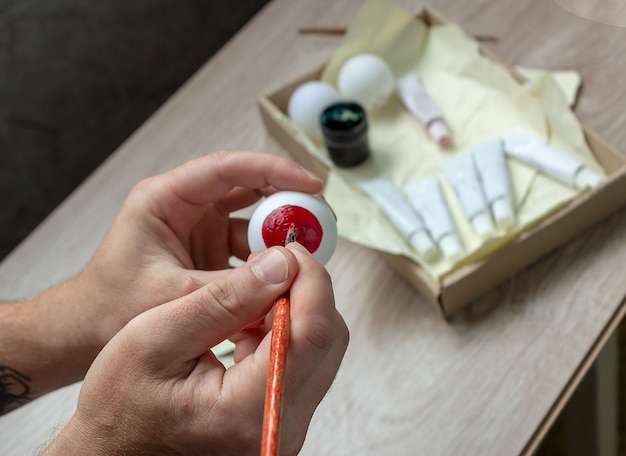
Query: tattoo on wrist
[{"left": 1, "top": 365, "right": 32, "bottom": 415}]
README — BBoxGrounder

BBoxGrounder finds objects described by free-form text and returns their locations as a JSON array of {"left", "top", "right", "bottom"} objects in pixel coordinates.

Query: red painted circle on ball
[{"left": 262, "top": 205, "right": 323, "bottom": 253}]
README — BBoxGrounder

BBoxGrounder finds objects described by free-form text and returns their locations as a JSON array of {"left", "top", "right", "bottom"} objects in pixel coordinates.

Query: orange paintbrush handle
[{"left": 261, "top": 292, "right": 290, "bottom": 456}]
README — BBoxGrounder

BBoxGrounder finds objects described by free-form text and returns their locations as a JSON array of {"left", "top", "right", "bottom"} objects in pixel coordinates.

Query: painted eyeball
[{"left": 248, "top": 191, "right": 337, "bottom": 264}]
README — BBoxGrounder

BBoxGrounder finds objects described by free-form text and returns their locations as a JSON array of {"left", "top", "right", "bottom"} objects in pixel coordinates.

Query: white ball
[
  {"left": 287, "top": 81, "right": 341, "bottom": 139},
  {"left": 337, "top": 54, "right": 395, "bottom": 110},
  {"left": 248, "top": 191, "right": 337, "bottom": 265}
]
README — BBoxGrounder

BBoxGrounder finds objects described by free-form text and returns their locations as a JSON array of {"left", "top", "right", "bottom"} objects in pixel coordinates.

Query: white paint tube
[
  {"left": 504, "top": 127, "right": 601, "bottom": 189},
  {"left": 441, "top": 153, "right": 495, "bottom": 238},
  {"left": 358, "top": 176, "right": 438, "bottom": 260},
  {"left": 403, "top": 176, "right": 463, "bottom": 260},
  {"left": 471, "top": 138, "right": 515, "bottom": 230}
]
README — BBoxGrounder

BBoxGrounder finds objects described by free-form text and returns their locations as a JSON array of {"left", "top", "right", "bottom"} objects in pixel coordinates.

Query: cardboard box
[{"left": 257, "top": 7, "right": 626, "bottom": 317}]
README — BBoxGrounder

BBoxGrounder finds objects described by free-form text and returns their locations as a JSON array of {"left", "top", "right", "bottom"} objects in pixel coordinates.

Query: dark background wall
[{"left": 0, "top": 0, "right": 269, "bottom": 260}]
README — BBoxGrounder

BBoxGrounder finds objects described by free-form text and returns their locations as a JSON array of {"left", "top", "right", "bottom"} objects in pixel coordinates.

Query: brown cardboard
[{"left": 257, "top": 7, "right": 626, "bottom": 317}]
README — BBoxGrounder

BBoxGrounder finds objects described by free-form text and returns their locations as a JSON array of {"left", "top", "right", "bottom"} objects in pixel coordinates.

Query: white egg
[
  {"left": 287, "top": 81, "right": 341, "bottom": 139},
  {"left": 337, "top": 54, "right": 395, "bottom": 110},
  {"left": 248, "top": 191, "right": 337, "bottom": 265}
]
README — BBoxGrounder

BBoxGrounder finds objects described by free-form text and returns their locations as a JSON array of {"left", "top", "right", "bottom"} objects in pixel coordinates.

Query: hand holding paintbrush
[
  {"left": 248, "top": 192, "right": 339, "bottom": 455},
  {"left": 40, "top": 152, "right": 348, "bottom": 455}
]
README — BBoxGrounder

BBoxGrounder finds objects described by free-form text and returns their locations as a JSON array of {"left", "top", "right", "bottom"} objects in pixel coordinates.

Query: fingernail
[
  {"left": 301, "top": 166, "right": 323, "bottom": 183},
  {"left": 251, "top": 248, "right": 289, "bottom": 284},
  {"left": 287, "top": 241, "right": 309, "bottom": 255}
]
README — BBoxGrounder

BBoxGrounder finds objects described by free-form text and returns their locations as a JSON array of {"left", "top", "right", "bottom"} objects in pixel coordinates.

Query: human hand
[
  {"left": 45, "top": 242, "right": 349, "bottom": 455},
  {"left": 69, "top": 150, "right": 323, "bottom": 359}
]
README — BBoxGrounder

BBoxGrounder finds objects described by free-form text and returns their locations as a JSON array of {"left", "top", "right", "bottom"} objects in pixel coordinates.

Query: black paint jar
[{"left": 320, "top": 101, "right": 370, "bottom": 168}]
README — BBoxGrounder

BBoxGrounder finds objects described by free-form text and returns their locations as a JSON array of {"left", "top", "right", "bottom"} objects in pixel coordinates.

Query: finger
[
  {"left": 212, "top": 184, "right": 314, "bottom": 215},
  {"left": 285, "top": 243, "right": 348, "bottom": 382},
  {"left": 187, "top": 216, "right": 249, "bottom": 270},
  {"left": 188, "top": 207, "right": 229, "bottom": 270},
  {"left": 212, "top": 187, "right": 264, "bottom": 215},
  {"left": 160, "top": 150, "right": 322, "bottom": 212},
  {"left": 228, "top": 218, "right": 252, "bottom": 261},
  {"left": 230, "top": 327, "right": 266, "bottom": 363},
  {"left": 178, "top": 230, "right": 254, "bottom": 293},
  {"left": 278, "top": 243, "right": 349, "bottom": 450},
  {"left": 280, "top": 311, "right": 349, "bottom": 454},
  {"left": 130, "top": 246, "right": 299, "bottom": 371}
]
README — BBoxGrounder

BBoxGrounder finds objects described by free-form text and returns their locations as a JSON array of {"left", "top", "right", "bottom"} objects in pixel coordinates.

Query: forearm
[{"left": 0, "top": 276, "right": 101, "bottom": 415}]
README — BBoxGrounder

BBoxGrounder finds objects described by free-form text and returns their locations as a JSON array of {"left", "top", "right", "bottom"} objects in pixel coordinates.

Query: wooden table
[{"left": 2, "top": 1, "right": 626, "bottom": 454}]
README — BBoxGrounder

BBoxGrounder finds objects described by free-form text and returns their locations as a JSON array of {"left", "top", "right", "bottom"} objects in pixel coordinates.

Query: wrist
[
  {"left": 42, "top": 416, "right": 110, "bottom": 456},
  {"left": 11, "top": 276, "right": 106, "bottom": 392},
  {"left": 43, "top": 405, "right": 165, "bottom": 456},
  {"left": 0, "top": 277, "right": 105, "bottom": 408}
]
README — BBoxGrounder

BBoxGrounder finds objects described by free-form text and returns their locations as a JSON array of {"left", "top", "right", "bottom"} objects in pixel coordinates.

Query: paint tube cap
[
  {"left": 410, "top": 230, "right": 438, "bottom": 261},
  {"left": 427, "top": 120, "right": 452, "bottom": 149},
  {"left": 492, "top": 199, "right": 515, "bottom": 229},
  {"left": 471, "top": 211, "right": 495, "bottom": 238},
  {"left": 574, "top": 168, "right": 601, "bottom": 189},
  {"left": 438, "top": 233, "right": 463, "bottom": 260}
]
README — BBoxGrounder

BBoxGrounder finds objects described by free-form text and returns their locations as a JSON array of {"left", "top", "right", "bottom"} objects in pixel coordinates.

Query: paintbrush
[
  {"left": 298, "top": 25, "right": 498, "bottom": 42},
  {"left": 260, "top": 225, "right": 298, "bottom": 456}
]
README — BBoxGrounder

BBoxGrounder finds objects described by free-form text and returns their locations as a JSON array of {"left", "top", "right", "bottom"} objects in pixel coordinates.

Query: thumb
[{"left": 131, "top": 246, "right": 298, "bottom": 368}]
